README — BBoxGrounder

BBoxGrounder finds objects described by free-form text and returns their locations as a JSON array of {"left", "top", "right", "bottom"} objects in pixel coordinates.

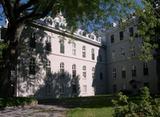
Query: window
[
  {"left": 45, "top": 36, "right": 51, "bottom": 52},
  {"left": 121, "top": 48, "right": 125, "bottom": 56},
  {"left": 143, "top": 63, "right": 149, "bottom": 75},
  {"left": 100, "top": 72, "right": 103, "bottom": 80},
  {"left": 30, "top": 32, "right": 36, "bottom": 48},
  {"left": 130, "top": 47, "right": 135, "bottom": 57},
  {"left": 60, "top": 62, "right": 64, "bottom": 73},
  {"left": 72, "top": 64, "right": 76, "bottom": 78},
  {"left": 82, "top": 85, "right": 87, "bottom": 93},
  {"left": 29, "top": 58, "right": 36, "bottom": 75},
  {"left": 60, "top": 40, "right": 65, "bottom": 53},
  {"left": 129, "top": 27, "right": 134, "bottom": 37},
  {"left": 122, "top": 67, "right": 126, "bottom": 78},
  {"left": 120, "top": 31, "right": 124, "bottom": 40},
  {"left": 82, "top": 46, "right": 86, "bottom": 58},
  {"left": 113, "top": 84, "right": 117, "bottom": 93},
  {"left": 113, "top": 68, "right": 116, "bottom": 79},
  {"left": 46, "top": 60, "right": 51, "bottom": 74},
  {"left": 92, "top": 67, "right": 95, "bottom": 79},
  {"left": 111, "top": 35, "right": 114, "bottom": 43},
  {"left": 132, "top": 65, "right": 136, "bottom": 77},
  {"left": 72, "top": 42, "right": 76, "bottom": 55},
  {"left": 91, "top": 48, "right": 95, "bottom": 60},
  {"left": 82, "top": 65, "right": 86, "bottom": 79},
  {"left": 112, "top": 50, "right": 115, "bottom": 59}
]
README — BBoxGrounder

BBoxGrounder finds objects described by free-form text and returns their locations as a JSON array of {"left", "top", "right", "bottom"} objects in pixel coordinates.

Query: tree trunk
[{"left": 0, "top": 23, "right": 25, "bottom": 97}]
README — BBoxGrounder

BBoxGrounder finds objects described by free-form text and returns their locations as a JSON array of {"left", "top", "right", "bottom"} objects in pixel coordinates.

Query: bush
[
  {"left": 112, "top": 87, "right": 160, "bottom": 117},
  {"left": 0, "top": 97, "right": 38, "bottom": 109}
]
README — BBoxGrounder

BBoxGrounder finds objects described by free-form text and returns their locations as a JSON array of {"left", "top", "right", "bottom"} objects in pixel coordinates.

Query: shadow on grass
[{"left": 38, "top": 95, "right": 115, "bottom": 108}]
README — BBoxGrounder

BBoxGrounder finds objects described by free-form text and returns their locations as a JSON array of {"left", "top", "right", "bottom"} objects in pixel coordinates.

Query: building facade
[
  {"left": 106, "top": 19, "right": 158, "bottom": 94},
  {"left": 1, "top": 15, "right": 158, "bottom": 98},
  {"left": 16, "top": 15, "right": 107, "bottom": 98}
]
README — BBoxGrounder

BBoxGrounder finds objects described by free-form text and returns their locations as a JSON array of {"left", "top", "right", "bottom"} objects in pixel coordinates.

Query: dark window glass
[
  {"left": 143, "top": 63, "right": 149, "bottom": 75},
  {"left": 120, "top": 31, "right": 124, "bottom": 40},
  {"left": 100, "top": 72, "right": 103, "bottom": 80},
  {"left": 111, "top": 35, "right": 114, "bottom": 43},
  {"left": 122, "top": 69, "right": 126, "bottom": 78},
  {"left": 129, "top": 27, "right": 134, "bottom": 37},
  {"left": 29, "top": 58, "right": 36, "bottom": 75},
  {"left": 60, "top": 40, "right": 65, "bottom": 53},
  {"left": 132, "top": 65, "right": 136, "bottom": 77}
]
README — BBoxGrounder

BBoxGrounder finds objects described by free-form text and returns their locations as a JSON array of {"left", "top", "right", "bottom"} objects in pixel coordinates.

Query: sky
[{"left": 0, "top": 0, "right": 142, "bottom": 26}]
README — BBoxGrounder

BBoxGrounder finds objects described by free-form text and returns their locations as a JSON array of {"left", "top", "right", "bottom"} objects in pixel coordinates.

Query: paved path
[{"left": 0, "top": 105, "right": 67, "bottom": 117}]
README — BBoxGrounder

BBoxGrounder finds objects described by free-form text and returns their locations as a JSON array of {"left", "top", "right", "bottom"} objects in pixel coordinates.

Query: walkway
[{"left": 0, "top": 104, "right": 67, "bottom": 117}]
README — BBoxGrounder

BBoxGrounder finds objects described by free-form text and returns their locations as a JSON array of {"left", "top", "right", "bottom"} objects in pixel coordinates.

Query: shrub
[
  {"left": 0, "top": 97, "right": 38, "bottom": 109},
  {"left": 112, "top": 87, "right": 160, "bottom": 117}
]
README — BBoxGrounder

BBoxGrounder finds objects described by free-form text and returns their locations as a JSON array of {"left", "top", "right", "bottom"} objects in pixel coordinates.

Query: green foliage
[
  {"left": 135, "top": 0, "right": 160, "bottom": 61},
  {"left": 112, "top": 87, "right": 160, "bottom": 117},
  {"left": 0, "top": 97, "right": 38, "bottom": 109}
]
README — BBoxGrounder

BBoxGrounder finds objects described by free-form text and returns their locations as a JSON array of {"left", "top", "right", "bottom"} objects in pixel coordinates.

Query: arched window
[
  {"left": 91, "top": 48, "right": 95, "bottom": 60},
  {"left": 60, "top": 40, "right": 65, "bottom": 53},
  {"left": 72, "top": 64, "right": 76, "bottom": 78},
  {"left": 143, "top": 63, "right": 149, "bottom": 75},
  {"left": 60, "top": 62, "right": 64, "bottom": 73},
  {"left": 82, "top": 46, "right": 86, "bottom": 58},
  {"left": 82, "top": 65, "right": 86, "bottom": 79},
  {"left": 72, "top": 42, "right": 76, "bottom": 55},
  {"left": 132, "top": 65, "right": 136, "bottom": 77},
  {"left": 122, "top": 66, "right": 126, "bottom": 78}
]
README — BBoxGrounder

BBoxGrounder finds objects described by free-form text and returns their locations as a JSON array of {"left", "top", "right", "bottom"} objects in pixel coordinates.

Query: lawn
[{"left": 67, "top": 107, "right": 113, "bottom": 117}]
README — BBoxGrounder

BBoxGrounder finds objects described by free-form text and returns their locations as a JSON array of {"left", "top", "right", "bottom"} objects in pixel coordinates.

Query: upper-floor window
[
  {"left": 72, "top": 42, "right": 76, "bottom": 55},
  {"left": 82, "top": 46, "right": 86, "bottom": 58},
  {"left": 129, "top": 27, "right": 134, "bottom": 37},
  {"left": 111, "top": 35, "right": 114, "bottom": 43},
  {"left": 30, "top": 32, "right": 36, "bottom": 48},
  {"left": 72, "top": 64, "right": 76, "bottom": 78},
  {"left": 130, "top": 46, "right": 136, "bottom": 57},
  {"left": 60, "top": 40, "right": 65, "bottom": 54},
  {"left": 121, "top": 48, "right": 125, "bottom": 56},
  {"left": 100, "top": 72, "right": 103, "bottom": 80},
  {"left": 92, "top": 67, "right": 95, "bottom": 79},
  {"left": 45, "top": 36, "right": 51, "bottom": 52},
  {"left": 112, "top": 68, "right": 116, "bottom": 79},
  {"left": 82, "top": 65, "right": 86, "bottom": 79},
  {"left": 112, "top": 50, "right": 116, "bottom": 59},
  {"left": 132, "top": 65, "right": 136, "bottom": 77},
  {"left": 91, "top": 48, "right": 95, "bottom": 60},
  {"left": 60, "top": 62, "right": 64, "bottom": 73},
  {"left": 143, "top": 63, "right": 149, "bottom": 75},
  {"left": 120, "top": 31, "right": 124, "bottom": 40},
  {"left": 122, "top": 67, "right": 126, "bottom": 78},
  {"left": 29, "top": 58, "right": 36, "bottom": 75},
  {"left": 46, "top": 60, "right": 51, "bottom": 74}
]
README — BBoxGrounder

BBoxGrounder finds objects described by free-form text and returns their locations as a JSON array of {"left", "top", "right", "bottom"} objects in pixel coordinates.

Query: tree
[
  {"left": 0, "top": 0, "right": 138, "bottom": 97},
  {"left": 135, "top": 0, "right": 160, "bottom": 92}
]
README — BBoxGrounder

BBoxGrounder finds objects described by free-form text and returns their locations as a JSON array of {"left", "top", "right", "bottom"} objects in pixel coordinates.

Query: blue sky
[{"left": 0, "top": 0, "right": 142, "bottom": 26}]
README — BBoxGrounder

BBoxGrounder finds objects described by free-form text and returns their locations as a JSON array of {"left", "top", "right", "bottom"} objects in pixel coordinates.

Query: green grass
[{"left": 67, "top": 107, "right": 113, "bottom": 117}]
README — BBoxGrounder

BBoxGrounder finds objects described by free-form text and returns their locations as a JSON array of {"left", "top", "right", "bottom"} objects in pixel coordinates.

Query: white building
[
  {"left": 16, "top": 15, "right": 107, "bottom": 98},
  {"left": 3, "top": 15, "right": 158, "bottom": 98}
]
